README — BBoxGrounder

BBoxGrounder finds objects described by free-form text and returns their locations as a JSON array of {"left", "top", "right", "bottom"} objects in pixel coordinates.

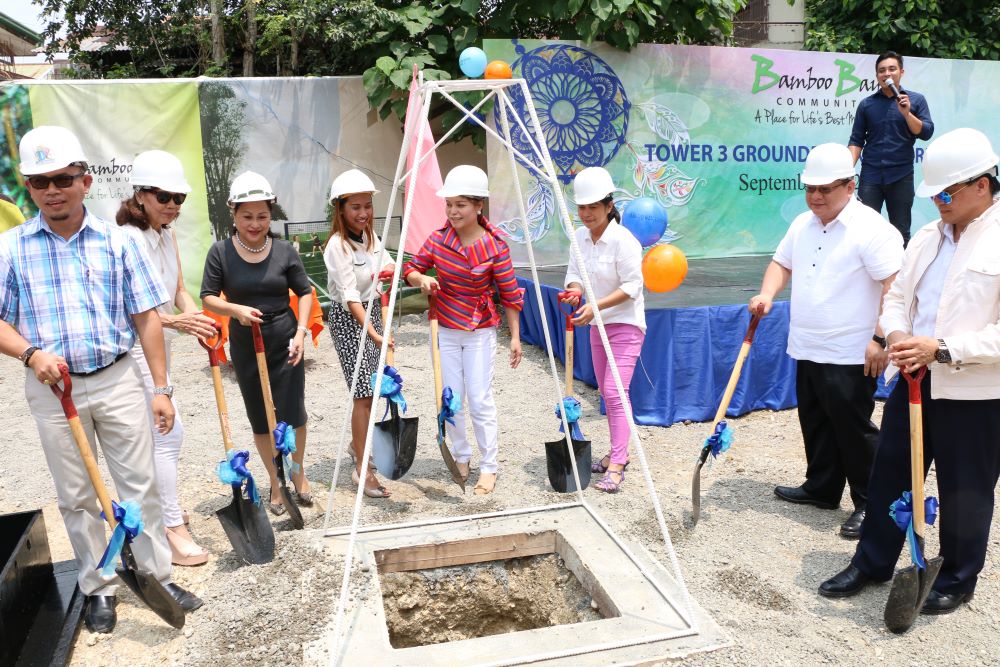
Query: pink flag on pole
[{"left": 403, "top": 64, "right": 444, "bottom": 254}]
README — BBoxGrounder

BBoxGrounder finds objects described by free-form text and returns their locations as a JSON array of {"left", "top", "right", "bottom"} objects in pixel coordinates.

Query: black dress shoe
[
  {"left": 774, "top": 485, "right": 839, "bottom": 509},
  {"left": 921, "top": 589, "right": 974, "bottom": 615},
  {"left": 819, "top": 564, "right": 873, "bottom": 598},
  {"left": 164, "top": 583, "right": 204, "bottom": 612},
  {"left": 84, "top": 595, "right": 117, "bottom": 633},
  {"left": 840, "top": 508, "right": 866, "bottom": 539}
]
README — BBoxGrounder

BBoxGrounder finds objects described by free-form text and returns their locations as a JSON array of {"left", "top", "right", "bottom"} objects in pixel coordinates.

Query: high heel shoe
[
  {"left": 352, "top": 468, "right": 391, "bottom": 498},
  {"left": 591, "top": 453, "right": 631, "bottom": 474},
  {"left": 165, "top": 526, "right": 209, "bottom": 566},
  {"left": 474, "top": 472, "right": 497, "bottom": 496}
]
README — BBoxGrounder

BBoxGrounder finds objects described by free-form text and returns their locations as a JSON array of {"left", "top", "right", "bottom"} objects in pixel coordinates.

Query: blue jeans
[{"left": 858, "top": 173, "right": 914, "bottom": 244}]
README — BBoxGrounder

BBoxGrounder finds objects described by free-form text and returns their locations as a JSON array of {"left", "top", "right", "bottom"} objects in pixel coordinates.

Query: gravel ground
[{"left": 1, "top": 311, "right": 998, "bottom": 667}]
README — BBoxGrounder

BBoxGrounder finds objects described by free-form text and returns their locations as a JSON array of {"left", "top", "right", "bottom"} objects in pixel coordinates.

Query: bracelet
[{"left": 296, "top": 325, "right": 309, "bottom": 334}]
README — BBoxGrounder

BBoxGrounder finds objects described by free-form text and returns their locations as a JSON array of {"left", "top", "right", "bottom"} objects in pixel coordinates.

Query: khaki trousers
[{"left": 25, "top": 354, "right": 172, "bottom": 596}]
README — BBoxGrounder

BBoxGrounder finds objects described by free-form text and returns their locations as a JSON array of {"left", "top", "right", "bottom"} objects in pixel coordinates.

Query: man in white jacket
[{"left": 819, "top": 128, "right": 1000, "bottom": 617}]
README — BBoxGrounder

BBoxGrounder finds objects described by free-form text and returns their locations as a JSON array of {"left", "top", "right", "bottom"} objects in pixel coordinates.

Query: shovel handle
[
  {"left": 250, "top": 322, "right": 280, "bottom": 446},
  {"left": 710, "top": 305, "right": 765, "bottom": 424},
  {"left": 428, "top": 291, "right": 443, "bottom": 412},
  {"left": 378, "top": 277, "right": 395, "bottom": 367},
  {"left": 201, "top": 324, "right": 236, "bottom": 453},
  {"left": 903, "top": 368, "right": 928, "bottom": 535},
  {"left": 50, "top": 366, "right": 119, "bottom": 530},
  {"left": 557, "top": 290, "right": 582, "bottom": 395}
]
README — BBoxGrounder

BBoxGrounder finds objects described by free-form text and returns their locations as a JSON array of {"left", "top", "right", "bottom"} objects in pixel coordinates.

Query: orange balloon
[
  {"left": 642, "top": 244, "right": 688, "bottom": 293},
  {"left": 484, "top": 60, "right": 513, "bottom": 79}
]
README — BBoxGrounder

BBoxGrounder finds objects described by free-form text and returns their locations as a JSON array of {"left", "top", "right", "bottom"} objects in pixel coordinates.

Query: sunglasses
[
  {"left": 805, "top": 179, "right": 851, "bottom": 195},
  {"left": 26, "top": 172, "right": 85, "bottom": 190},
  {"left": 932, "top": 180, "right": 974, "bottom": 205},
  {"left": 142, "top": 188, "right": 187, "bottom": 205}
]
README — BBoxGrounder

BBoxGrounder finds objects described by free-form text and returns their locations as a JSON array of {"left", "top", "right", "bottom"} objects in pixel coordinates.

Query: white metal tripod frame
[{"left": 322, "top": 75, "right": 698, "bottom": 666}]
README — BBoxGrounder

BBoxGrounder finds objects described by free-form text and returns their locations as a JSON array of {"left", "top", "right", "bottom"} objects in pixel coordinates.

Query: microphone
[{"left": 886, "top": 79, "right": 901, "bottom": 99}]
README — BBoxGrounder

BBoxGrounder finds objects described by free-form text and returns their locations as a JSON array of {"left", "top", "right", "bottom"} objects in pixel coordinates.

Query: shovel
[
  {"left": 691, "top": 304, "right": 764, "bottom": 526},
  {"left": 200, "top": 327, "right": 275, "bottom": 564},
  {"left": 250, "top": 321, "right": 305, "bottom": 530},
  {"left": 50, "top": 366, "right": 185, "bottom": 629},
  {"left": 372, "top": 277, "right": 419, "bottom": 480},
  {"left": 544, "top": 292, "right": 591, "bottom": 492},
  {"left": 428, "top": 291, "right": 467, "bottom": 491},
  {"left": 884, "top": 366, "right": 943, "bottom": 634}
]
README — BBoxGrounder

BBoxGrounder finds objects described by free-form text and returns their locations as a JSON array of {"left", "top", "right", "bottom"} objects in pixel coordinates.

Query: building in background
[{"left": 733, "top": 0, "right": 805, "bottom": 49}]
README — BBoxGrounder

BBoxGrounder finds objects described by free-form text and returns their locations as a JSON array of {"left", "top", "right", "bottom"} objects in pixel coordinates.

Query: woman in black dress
[{"left": 201, "top": 171, "right": 314, "bottom": 515}]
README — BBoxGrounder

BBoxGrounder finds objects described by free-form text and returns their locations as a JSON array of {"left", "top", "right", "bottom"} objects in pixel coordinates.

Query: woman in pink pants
[{"left": 560, "top": 167, "right": 646, "bottom": 493}]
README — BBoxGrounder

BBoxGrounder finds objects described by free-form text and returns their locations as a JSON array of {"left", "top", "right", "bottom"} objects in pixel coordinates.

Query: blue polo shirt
[{"left": 849, "top": 88, "right": 934, "bottom": 186}]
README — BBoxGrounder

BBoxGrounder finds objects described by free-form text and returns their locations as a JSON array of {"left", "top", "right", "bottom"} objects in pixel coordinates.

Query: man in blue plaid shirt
[{"left": 0, "top": 126, "right": 202, "bottom": 633}]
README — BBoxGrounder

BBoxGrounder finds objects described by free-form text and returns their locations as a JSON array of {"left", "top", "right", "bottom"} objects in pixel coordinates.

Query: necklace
[{"left": 234, "top": 232, "right": 270, "bottom": 254}]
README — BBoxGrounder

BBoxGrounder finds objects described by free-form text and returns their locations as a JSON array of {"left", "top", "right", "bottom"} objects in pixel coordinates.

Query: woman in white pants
[
  {"left": 116, "top": 150, "right": 216, "bottom": 565},
  {"left": 403, "top": 166, "right": 524, "bottom": 495}
]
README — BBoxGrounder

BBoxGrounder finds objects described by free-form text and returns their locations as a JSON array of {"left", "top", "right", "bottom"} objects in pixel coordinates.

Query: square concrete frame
[{"left": 312, "top": 504, "right": 729, "bottom": 666}]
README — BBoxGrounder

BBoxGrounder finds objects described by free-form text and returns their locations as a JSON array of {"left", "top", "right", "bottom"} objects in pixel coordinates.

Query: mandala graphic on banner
[{"left": 497, "top": 41, "right": 630, "bottom": 184}]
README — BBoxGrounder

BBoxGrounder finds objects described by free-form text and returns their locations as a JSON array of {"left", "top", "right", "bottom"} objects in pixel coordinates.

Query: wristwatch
[
  {"left": 18, "top": 345, "right": 40, "bottom": 367},
  {"left": 153, "top": 386, "right": 174, "bottom": 398},
  {"left": 935, "top": 339, "right": 952, "bottom": 364},
  {"left": 872, "top": 334, "right": 887, "bottom": 349}
]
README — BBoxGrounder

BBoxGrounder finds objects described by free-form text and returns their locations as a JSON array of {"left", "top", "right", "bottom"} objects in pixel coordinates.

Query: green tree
[{"left": 803, "top": 0, "right": 1000, "bottom": 60}]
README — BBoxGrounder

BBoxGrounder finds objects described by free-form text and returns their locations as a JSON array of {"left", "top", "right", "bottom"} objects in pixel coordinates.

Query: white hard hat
[
  {"left": 18, "top": 125, "right": 89, "bottom": 176},
  {"left": 437, "top": 165, "right": 489, "bottom": 198},
  {"left": 130, "top": 150, "right": 192, "bottom": 194},
  {"left": 916, "top": 128, "right": 1000, "bottom": 197},
  {"left": 800, "top": 143, "right": 856, "bottom": 185},
  {"left": 228, "top": 171, "right": 276, "bottom": 203},
  {"left": 329, "top": 169, "right": 378, "bottom": 202},
  {"left": 573, "top": 167, "right": 616, "bottom": 205}
]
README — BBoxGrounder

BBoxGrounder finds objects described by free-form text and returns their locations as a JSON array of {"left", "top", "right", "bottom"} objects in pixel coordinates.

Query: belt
[
  {"left": 259, "top": 310, "right": 291, "bottom": 322},
  {"left": 69, "top": 351, "right": 128, "bottom": 377}
]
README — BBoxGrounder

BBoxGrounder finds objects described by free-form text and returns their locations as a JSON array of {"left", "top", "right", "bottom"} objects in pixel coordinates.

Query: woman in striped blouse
[{"left": 404, "top": 165, "right": 524, "bottom": 495}]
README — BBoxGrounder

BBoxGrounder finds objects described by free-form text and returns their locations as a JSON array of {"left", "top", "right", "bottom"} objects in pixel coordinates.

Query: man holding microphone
[{"left": 849, "top": 51, "right": 934, "bottom": 244}]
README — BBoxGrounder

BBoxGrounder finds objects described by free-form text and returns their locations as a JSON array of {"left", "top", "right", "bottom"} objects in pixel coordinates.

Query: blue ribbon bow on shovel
[
  {"left": 372, "top": 365, "right": 407, "bottom": 418},
  {"left": 273, "top": 421, "right": 300, "bottom": 475},
  {"left": 703, "top": 420, "right": 734, "bottom": 463},
  {"left": 554, "top": 397, "right": 585, "bottom": 440},
  {"left": 438, "top": 387, "right": 461, "bottom": 429},
  {"left": 890, "top": 490, "right": 939, "bottom": 569},
  {"left": 97, "top": 500, "right": 143, "bottom": 576},
  {"left": 216, "top": 449, "right": 261, "bottom": 506}
]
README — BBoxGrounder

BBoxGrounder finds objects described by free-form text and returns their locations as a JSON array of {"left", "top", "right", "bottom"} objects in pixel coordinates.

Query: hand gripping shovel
[
  {"left": 250, "top": 322, "right": 304, "bottom": 529},
  {"left": 50, "top": 367, "right": 185, "bottom": 629},
  {"left": 428, "top": 291, "right": 467, "bottom": 491},
  {"left": 544, "top": 291, "right": 592, "bottom": 492},
  {"left": 372, "top": 276, "right": 418, "bottom": 480},
  {"left": 691, "top": 304, "right": 764, "bottom": 526},
  {"left": 200, "top": 327, "right": 275, "bottom": 564},
  {"left": 884, "top": 367, "right": 943, "bottom": 634}
]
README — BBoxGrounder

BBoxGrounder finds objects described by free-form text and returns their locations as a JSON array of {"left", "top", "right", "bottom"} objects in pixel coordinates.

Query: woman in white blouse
[
  {"left": 560, "top": 167, "right": 646, "bottom": 493},
  {"left": 323, "top": 169, "right": 394, "bottom": 498},
  {"left": 116, "top": 150, "right": 217, "bottom": 564}
]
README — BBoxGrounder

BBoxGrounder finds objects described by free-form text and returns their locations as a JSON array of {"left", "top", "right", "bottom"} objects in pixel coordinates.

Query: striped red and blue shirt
[
  {"left": 404, "top": 219, "right": 524, "bottom": 331},
  {"left": 0, "top": 210, "right": 168, "bottom": 374}
]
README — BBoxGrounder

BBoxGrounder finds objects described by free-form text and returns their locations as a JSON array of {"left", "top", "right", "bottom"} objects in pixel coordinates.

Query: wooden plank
[{"left": 375, "top": 531, "right": 557, "bottom": 573}]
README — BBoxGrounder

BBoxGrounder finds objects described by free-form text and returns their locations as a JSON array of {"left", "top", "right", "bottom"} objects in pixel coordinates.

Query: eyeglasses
[
  {"left": 26, "top": 172, "right": 85, "bottom": 190},
  {"left": 805, "top": 179, "right": 851, "bottom": 195},
  {"left": 142, "top": 188, "right": 187, "bottom": 205},
  {"left": 932, "top": 181, "right": 974, "bottom": 205}
]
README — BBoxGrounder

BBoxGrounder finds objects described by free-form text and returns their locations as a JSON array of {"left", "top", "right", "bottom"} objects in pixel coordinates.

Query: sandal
[
  {"left": 182, "top": 509, "right": 191, "bottom": 525},
  {"left": 591, "top": 453, "right": 631, "bottom": 474},
  {"left": 594, "top": 469, "right": 625, "bottom": 494},
  {"left": 352, "top": 468, "right": 391, "bottom": 499},
  {"left": 474, "top": 472, "right": 497, "bottom": 496},
  {"left": 291, "top": 474, "right": 314, "bottom": 507},
  {"left": 456, "top": 461, "right": 470, "bottom": 483},
  {"left": 267, "top": 487, "right": 286, "bottom": 516},
  {"left": 165, "top": 526, "right": 209, "bottom": 566}
]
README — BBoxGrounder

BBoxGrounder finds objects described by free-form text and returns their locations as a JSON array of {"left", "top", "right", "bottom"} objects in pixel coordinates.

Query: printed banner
[{"left": 483, "top": 40, "right": 994, "bottom": 264}]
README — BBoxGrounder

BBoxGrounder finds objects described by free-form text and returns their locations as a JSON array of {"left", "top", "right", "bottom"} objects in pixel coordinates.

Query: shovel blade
[
  {"left": 884, "top": 556, "right": 944, "bottom": 634},
  {"left": 373, "top": 405, "right": 419, "bottom": 481},
  {"left": 275, "top": 457, "right": 304, "bottom": 529},
  {"left": 117, "top": 544, "right": 185, "bottom": 628},
  {"left": 437, "top": 425, "right": 466, "bottom": 492},
  {"left": 543, "top": 438, "right": 592, "bottom": 493},
  {"left": 690, "top": 447, "right": 712, "bottom": 526},
  {"left": 216, "top": 486, "right": 275, "bottom": 564}
]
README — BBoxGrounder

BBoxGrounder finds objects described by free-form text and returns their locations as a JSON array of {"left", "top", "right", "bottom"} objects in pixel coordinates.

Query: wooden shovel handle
[
  {"left": 428, "top": 291, "right": 443, "bottom": 412},
  {"left": 711, "top": 305, "right": 765, "bottom": 424},
  {"left": 251, "top": 322, "right": 279, "bottom": 444},
  {"left": 50, "top": 366, "right": 119, "bottom": 529},
  {"left": 904, "top": 367, "right": 928, "bottom": 536},
  {"left": 200, "top": 324, "right": 236, "bottom": 453},
  {"left": 557, "top": 289, "right": 582, "bottom": 396}
]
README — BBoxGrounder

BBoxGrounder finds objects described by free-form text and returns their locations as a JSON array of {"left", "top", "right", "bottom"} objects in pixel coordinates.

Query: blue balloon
[
  {"left": 459, "top": 47, "right": 488, "bottom": 78},
  {"left": 622, "top": 197, "right": 668, "bottom": 247}
]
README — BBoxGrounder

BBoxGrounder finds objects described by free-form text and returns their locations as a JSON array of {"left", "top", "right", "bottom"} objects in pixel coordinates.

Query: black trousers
[
  {"left": 853, "top": 372, "right": 1000, "bottom": 594},
  {"left": 858, "top": 173, "right": 914, "bottom": 244},
  {"left": 797, "top": 360, "right": 879, "bottom": 508}
]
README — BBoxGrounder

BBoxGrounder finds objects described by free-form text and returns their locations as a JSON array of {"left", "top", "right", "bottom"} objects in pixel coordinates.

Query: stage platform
[{"left": 517, "top": 255, "right": 891, "bottom": 428}]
